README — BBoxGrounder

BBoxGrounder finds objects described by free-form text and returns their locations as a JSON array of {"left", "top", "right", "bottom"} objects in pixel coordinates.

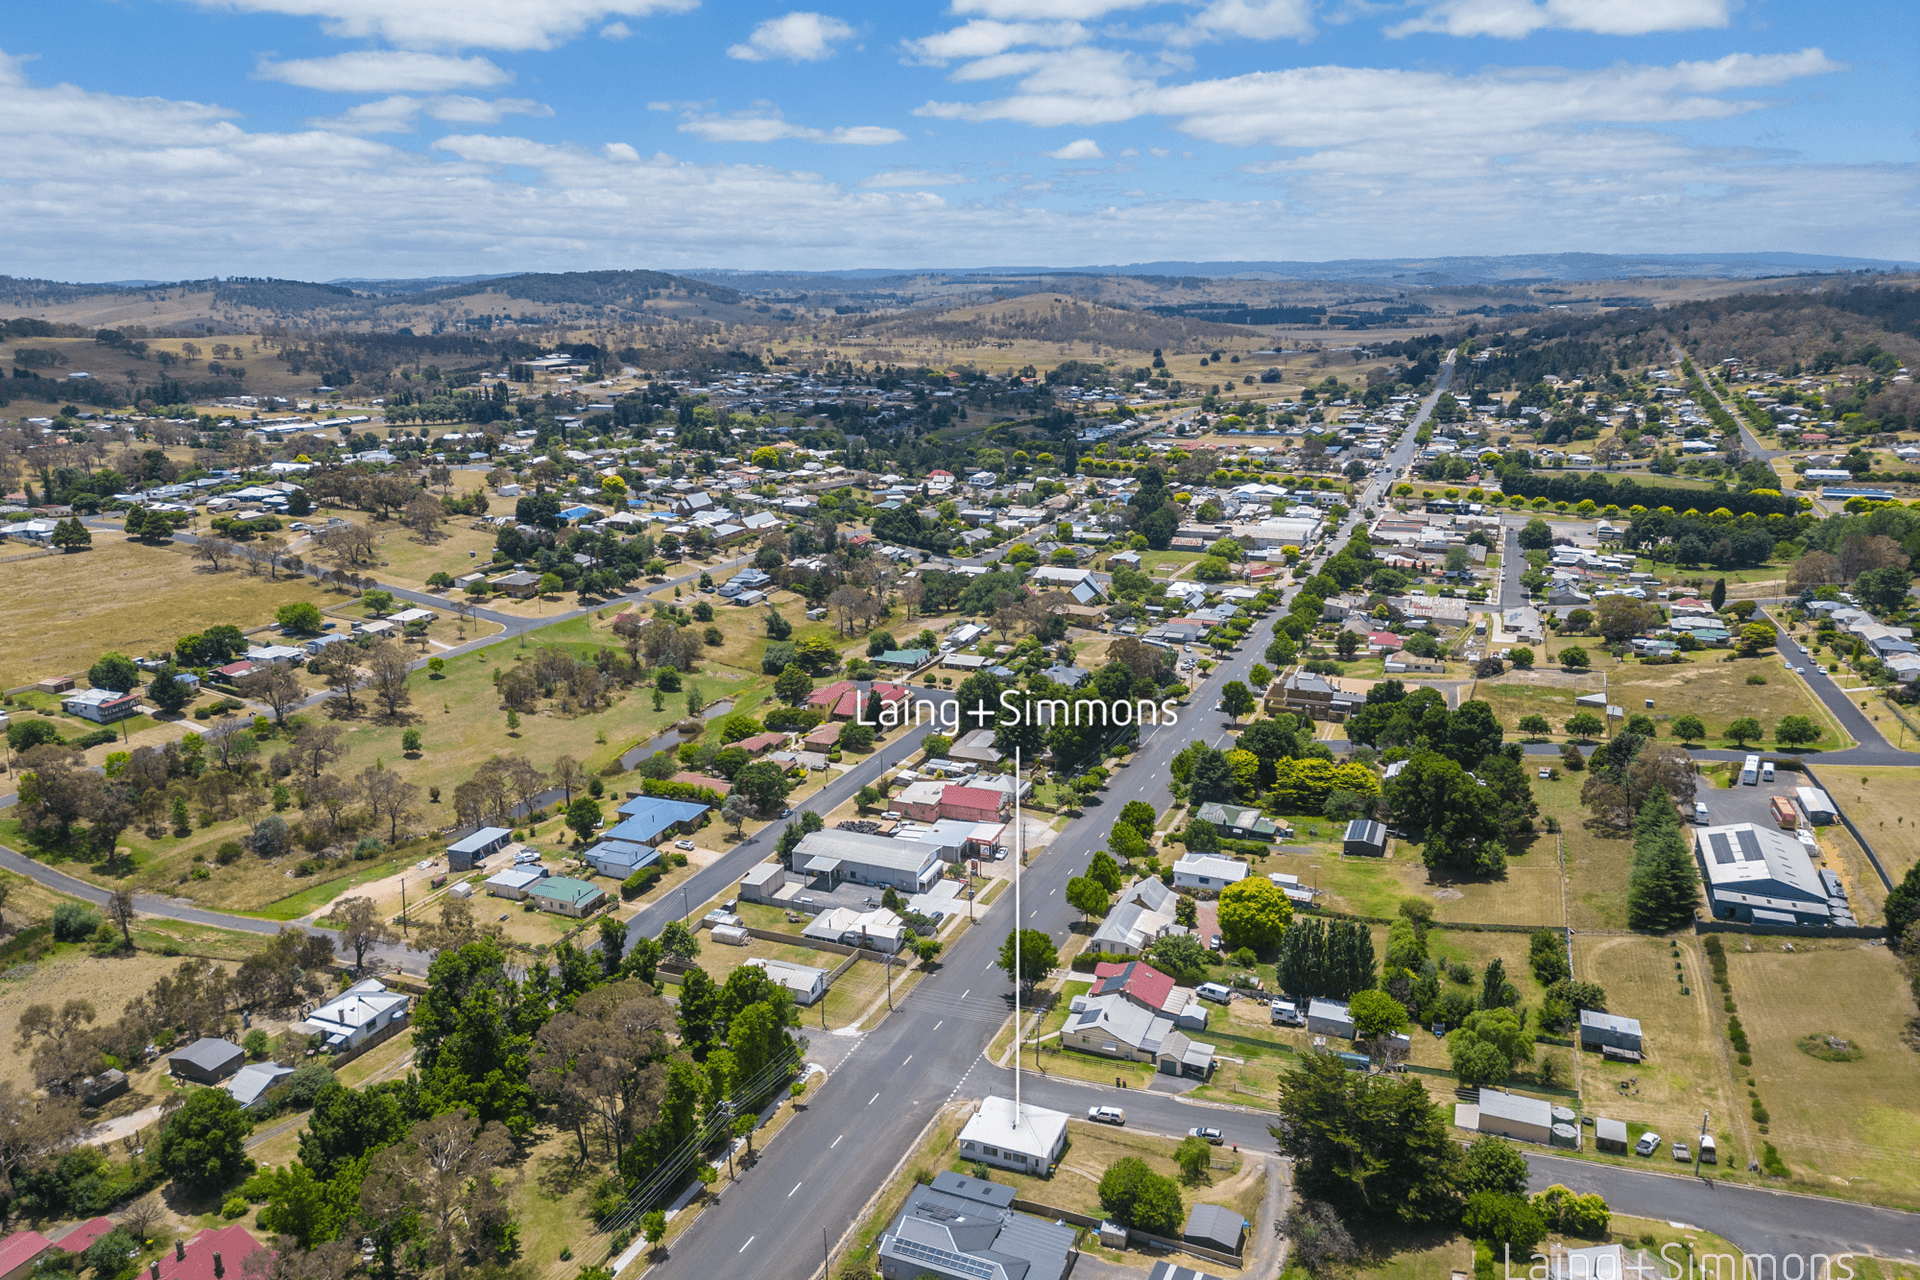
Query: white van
[
  {"left": 1761, "top": 761, "right": 1775, "bottom": 782},
  {"left": 1196, "top": 982, "right": 1233, "bottom": 1004},
  {"left": 1698, "top": 1134, "right": 1717, "bottom": 1164}
]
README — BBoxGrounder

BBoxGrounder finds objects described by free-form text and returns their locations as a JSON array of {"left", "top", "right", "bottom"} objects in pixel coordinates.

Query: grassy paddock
[
  {"left": 1809, "top": 768, "right": 1920, "bottom": 886},
  {"left": 1725, "top": 944, "right": 1920, "bottom": 1208}
]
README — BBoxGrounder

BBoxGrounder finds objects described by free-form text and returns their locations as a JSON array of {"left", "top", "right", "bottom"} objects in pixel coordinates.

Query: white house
[
  {"left": 290, "top": 978, "right": 411, "bottom": 1053},
  {"left": 956, "top": 1095, "right": 1069, "bottom": 1175},
  {"left": 1172, "top": 854, "right": 1248, "bottom": 892}
]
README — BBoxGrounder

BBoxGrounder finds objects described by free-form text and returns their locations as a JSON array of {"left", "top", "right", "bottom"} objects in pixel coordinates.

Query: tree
[
  {"left": 333, "top": 897, "right": 397, "bottom": 971},
  {"left": 147, "top": 668, "right": 191, "bottom": 714},
  {"left": 364, "top": 641, "right": 413, "bottom": 718},
  {"left": 1463, "top": 1191, "right": 1547, "bottom": 1256},
  {"left": 566, "top": 796, "right": 602, "bottom": 844},
  {"left": 1854, "top": 564, "right": 1914, "bottom": 614},
  {"left": 998, "top": 928, "right": 1058, "bottom": 994},
  {"left": 1220, "top": 680, "right": 1255, "bottom": 721},
  {"left": 1774, "top": 715, "right": 1819, "bottom": 747},
  {"left": 238, "top": 664, "right": 305, "bottom": 726},
  {"left": 1509, "top": 646, "right": 1534, "bottom": 669},
  {"left": 52, "top": 517, "right": 91, "bottom": 551},
  {"left": 1098, "top": 1157, "right": 1184, "bottom": 1235},
  {"left": 1217, "top": 876, "right": 1291, "bottom": 955},
  {"left": 1669, "top": 713, "right": 1705, "bottom": 744},
  {"left": 1479, "top": 957, "right": 1517, "bottom": 1009},
  {"left": 87, "top": 652, "right": 140, "bottom": 695},
  {"left": 1738, "top": 622, "right": 1776, "bottom": 656},
  {"left": 321, "top": 653, "right": 367, "bottom": 715},
  {"left": 731, "top": 760, "right": 791, "bottom": 816},
  {"left": 1348, "top": 989, "right": 1407, "bottom": 1040},
  {"left": 105, "top": 887, "right": 137, "bottom": 949},
  {"left": 1447, "top": 1008, "right": 1531, "bottom": 1086},
  {"left": 773, "top": 662, "right": 814, "bottom": 706},
  {"left": 1564, "top": 711, "right": 1605, "bottom": 740},
  {"left": 1559, "top": 646, "right": 1590, "bottom": 670},
  {"left": 1528, "top": 928, "right": 1570, "bottom": 986},
  {"left": 1595, "top": 597, "right": 1653, "bottom": 644},
  {"left": 402, "top": 728, "right": 423, "bottom": 754},
  {"left": 1883, "top": 864, "right": 1920, "bottom": 944},
  {"left": 156, "top": 1087, "right": 252, "bottom": 1191},
  {"left": 1087, "top": 849, "right": 1124, "bottom": 893},
  {"left": 1517, "top": 714, "right": 1550, "bottom": 740},
  {"left": 276, "top": 602, "right": 325, "bottom": 635},
  {"left": 1710, "top": 577, "right": 1728, "bottom": 610},
  {"left": 1271, "top": 1049, "right": 1463, "bottom": 1225},
  {"left": 1517, "top": 517, "right": 1553, "bottom": 550},
  {"left": 1065, "top": 876, "right": 1110, "bottom": 920},
  {"left": 1724, "top": 717, "right": 1762, "bottom": 747},
  {"left": 1461, "top": 1135, "right": 1531, "bottom": 1197},
  {"left": 1626, "top": 794, "right": 1699, "bottom": 931}
]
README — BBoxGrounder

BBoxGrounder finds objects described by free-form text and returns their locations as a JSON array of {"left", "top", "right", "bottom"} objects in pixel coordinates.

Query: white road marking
[
  {"left": 869, "top": 1093, "right": 880, "bottom": 1105},
  {"left": 960, "top": 989, "right": 970, "bottom": 1000},
  {"left": 739, "top": 1237, "right": 755, "bottom": 1253},
  {"left": 932, "top": 1020, "right": 943, "bottom": 1031},
  {"left": 830, "top": 1134, "right": 843, "bottom": 1148},
  {"left": 902, "top": 1055, "right": 913, "bottom": 1065},
  {"left": 788, "top": 1182, "right": 803, "bottom": 1198}
]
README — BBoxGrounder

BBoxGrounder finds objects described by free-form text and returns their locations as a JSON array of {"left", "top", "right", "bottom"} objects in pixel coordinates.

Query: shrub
[
  {"left": 221, "top": 1196, "right": 250, "bottom": 1220},
  {"left": 52, "top": 902, "right": 101, "bottom": 942},
  {"left": 279, "top": 1063, "right": 334, "bottom": 1108}
]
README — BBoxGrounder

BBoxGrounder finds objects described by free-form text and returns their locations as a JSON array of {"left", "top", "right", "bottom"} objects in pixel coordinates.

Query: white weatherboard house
[
  {"left": 957, "top": 1095, "right": 1069, "bottom": 1175},
  {"left": 1172, "top": 854, "right": 1247, "bottom": 891},
  {"left": 291, "top": 978, "right": 411, "bottom": 1053}
]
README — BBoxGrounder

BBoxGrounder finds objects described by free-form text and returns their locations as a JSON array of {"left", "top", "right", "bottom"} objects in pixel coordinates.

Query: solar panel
[
  {"left": 1708, "top": 833, "right": 1734, "bottom": 865},
  {"left": 1734, "top": 829, "right": 1763, "bottom": 862},
  {"left": 887, "top": 1236, "right": 996, "bottom": 1278}
]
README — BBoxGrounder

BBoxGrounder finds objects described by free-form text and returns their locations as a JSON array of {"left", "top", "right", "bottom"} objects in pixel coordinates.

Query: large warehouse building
[{"left": 1693, "top": 822, "right": 1833, "bottom": 927}]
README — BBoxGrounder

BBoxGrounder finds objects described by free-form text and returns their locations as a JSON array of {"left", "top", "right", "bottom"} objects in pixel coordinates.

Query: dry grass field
[
  {"left": 0, "top": 538, "right": 331, "bottom": 689},
  {"left": 1573, "top": 934, "right": 1740, "bottom": 1166},
  {"left": 1808, "top": 768, "right": 1920, "bottom": 885},
  {"left": 1606, "top": 655, "right": 1848, "bottom": 751},
  {"left": 1536, "top": 777, "right": 1640, "bottom": 932},
  {"left": 1724, "top": 944, "right": 1920, "bottom": 1207}
]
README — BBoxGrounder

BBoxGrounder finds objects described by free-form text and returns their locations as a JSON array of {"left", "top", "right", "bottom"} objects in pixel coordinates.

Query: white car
[
  {"left": 673, "top": 839, "right": 695, "bottom": 851},
  {"left": 1635, "top": 1131, "right": 1662, "bottom": 1157}
]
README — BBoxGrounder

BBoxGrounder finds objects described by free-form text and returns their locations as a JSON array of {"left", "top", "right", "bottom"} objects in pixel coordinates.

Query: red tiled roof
[
  {"left": 806, "top": 679, "right": 857, "bottom": 709},
  {"left": 0, "top": 1233, "right": 52, "bottom": 1276},
  {"left": 940, "top": 785, "right": 1006, "bottom": 813},
  {"left": 1091, "top": 960, "right": 1177, "bottom": 1013},
  {"left": 734, "top": 732, "right": 787, "bottom": 754},
  {"left": 55, "top": 1219, "right": 113, "bottom": 1254},
  {"left": 1367, "top": 632, "right": 1403, "bottom": 649},
  {"left": 154, "top": 1226, "right": 267, "bottom": 1280},
  {"left": 669, "top": 772, "right": 730, "bottom": 796},
  {"left": 803, "top": 724, "right": 841, "bottom": 747}
]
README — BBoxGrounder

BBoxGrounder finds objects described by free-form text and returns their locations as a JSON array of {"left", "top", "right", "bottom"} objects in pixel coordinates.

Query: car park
[
  {"left": 1635, "top": 1132, "right": 1661, "bottom": 1157},
  {"left": 1188, "top": 1126, "right": 1224, "bottom": 1145}
]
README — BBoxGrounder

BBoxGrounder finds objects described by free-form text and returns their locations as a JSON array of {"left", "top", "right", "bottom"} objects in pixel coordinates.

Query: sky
[{"left": 0, "top": 0, "right": 1914, "bottom": 280}]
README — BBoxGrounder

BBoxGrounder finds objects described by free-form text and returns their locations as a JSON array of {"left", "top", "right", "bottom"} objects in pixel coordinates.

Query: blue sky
[{"left": 0, "top": 0, "right": 1913, "bottom": 279}]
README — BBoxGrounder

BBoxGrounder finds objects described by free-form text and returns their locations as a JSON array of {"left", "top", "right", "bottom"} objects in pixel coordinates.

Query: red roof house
[
  {"left": 1366, "top": 631, "right": 1404, "bottom": 653},
  {"left": 0, "top": 1232, "right": 52, "bottom": 1280},
  {"left": 1090, "top": 960, "right": 1179, "bottom": 1014},
  {"left": 733, "top": 731, "right": 787, "bottom": 756},
  {"left": 153, "top": 1226, "right": 268, "bottom": 1280},
  {"left": 55, "top": 1219, "right": 114, "bottom": 1255},
  {"left": 668, "top": 771, "right": 730, "bottom": 796},
  {"left": 937, "top": 785, "right": 1010, "bottom": 824},
  {"left": 808, "top": 680, "right": 912, "bottom": 722}
]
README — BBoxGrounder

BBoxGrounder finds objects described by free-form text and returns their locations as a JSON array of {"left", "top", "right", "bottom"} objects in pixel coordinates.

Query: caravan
[{"left": 1740, "top": 754, "right": 1761, "bottom": 786}]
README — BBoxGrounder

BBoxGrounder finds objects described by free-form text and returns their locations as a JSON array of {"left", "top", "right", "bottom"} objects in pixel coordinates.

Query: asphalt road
[{"left": 1761, "top": 612, "right": 1918, "bottom": 764}]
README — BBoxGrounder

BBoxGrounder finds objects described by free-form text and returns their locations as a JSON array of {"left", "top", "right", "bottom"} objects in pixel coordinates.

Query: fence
[
  {"left": 1800, "top": 764, "right": 1895, "bottom": 893},
  {"left": 1006, "top": 1198, "right": 1244, "bottom": 1269},
  {"left": 1693, "top": 918, "right": 1887, "bottom": 941}
]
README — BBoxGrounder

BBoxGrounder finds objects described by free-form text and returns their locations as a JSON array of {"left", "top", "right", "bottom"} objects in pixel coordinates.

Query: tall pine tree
[{"left": 1626, "top": 794, "right": 1701, "bottom": 930}]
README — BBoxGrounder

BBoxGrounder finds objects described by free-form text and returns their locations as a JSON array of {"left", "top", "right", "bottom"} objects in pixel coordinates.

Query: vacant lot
[
  {"left": 1726, "top": 944, "right": 1920, "bottom": 1208},
  {"left": 1470, "top": 675, "right": 1586, "bottom": 739},
  {"left": 1607, "top": 655, "right": 1848, "bottom": 751},
  {"left": 1537, "top": 776, "right": 1640, "bottom": 932},
  {"left": 0, "top": 539, "right": 332, "bottom": 689},
  {"left": 1808, "top": 768, "right": 1920, "bottom": 886},
  {"left": 1573, "top": 934, "right": 1739, "bottom": 1166}
]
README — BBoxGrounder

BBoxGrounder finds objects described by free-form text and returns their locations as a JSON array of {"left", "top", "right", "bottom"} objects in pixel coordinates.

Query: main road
[{"left": 645, "top": 356, "right": 1456, "bottom": 1280}]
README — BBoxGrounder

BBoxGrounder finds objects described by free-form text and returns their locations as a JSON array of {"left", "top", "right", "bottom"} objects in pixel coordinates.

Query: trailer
[{"left": 1768, "top": 796, "right": 1799, "bottom": 830}]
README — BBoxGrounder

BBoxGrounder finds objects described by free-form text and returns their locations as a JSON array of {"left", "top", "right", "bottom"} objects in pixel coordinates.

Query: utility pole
[{"left": 1693, "top": 1109, "right": 1709, "bottom": 1177}]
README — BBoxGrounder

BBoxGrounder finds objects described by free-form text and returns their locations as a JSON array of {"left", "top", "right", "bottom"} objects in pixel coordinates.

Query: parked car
[
  {"left": 674, "top": 839, "right": 695, "bottom": 850},
  {"left": 1209, "top": 933, "right": 1223, "bottom": 951},
  {"left": 1672, "top": 1142, "right": 1691, "bottom": 1163},
  {"left": 1088, "top": 1106, "right": 1126, "bottom": 1125},
  {"left": 1270, "top": 999, "right": 1303, "bottom": 1027},
  {"left": 1188, "top": 1126, "right": 1223, "bottom": 1145},
  {"left": 1635, "top": 1131, "right": 1662, "bottom": 1157},
  {"left": 1693, "top": 801, "right": 1710, "bottom": 823}
]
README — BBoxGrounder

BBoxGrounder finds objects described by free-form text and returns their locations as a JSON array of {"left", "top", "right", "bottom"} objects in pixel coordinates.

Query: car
[
  {"left": 1209, "top": 933, "right": 1223, "bottom": 951},
  {"left": 674, "top": 839, "right": 695, "bottom": 850},
  {"left": 798, "top": 895, "right": 816, "bottom": 906},
  {"left": 1188, "top": 1126, "right": 1224, "bottom": 1145},
  {"left": 1087, "top": 1106, "right": 1126, "bottom": 1125},
  {"left": 882, "top": 811, "right": 901, "bottom": 821},
  {"left": 1635, "top": 1131, "right": 1662, "bottom": 1157},
  {"left": 1693, "top": 801, "right": 1710, "bottom": 823},
  {"left": 290, "top": 521, "right": 312, "bottom": 531},
  {"left": 779, "top": 808, "right": 793, "bottom": 818},
  {"left": 1538, "top": 768, "right": 1552, "bottom": 779},
  {"left": 1672, "top": 1142, "right": 1691, "bottom": 1163}
]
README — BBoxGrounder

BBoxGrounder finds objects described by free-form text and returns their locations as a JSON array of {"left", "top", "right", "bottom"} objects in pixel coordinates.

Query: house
[
  {"left": 938, "top": 784, "right": 1010, "bottom": 824},
  {"left": 53, "top": 1220, "right": 114, "bottom": 1257},
  {"left": 803, "top": 906, "right": 908, "bottom": 953},
  {"left": 791, "top": 828, "right": 943, "bottom": 893},
  {"left": 1272, "top": 669, "right": 1362, "bottom": 721},
  {"left": 489, "top": 570, "right": 542, "bottom": 597},
  {"left": 484, "top": 866, "right": 548, "bottom": 899},
  {"left": 64, "top": 687, "right": 141, "bottom": 724},
  {"left": 956, "top": 1096, "right": 1072, "bottom": 1177},
  {"left": 1579, "top": 1010, "right": 1644, "bottom": 1060},
  {"left": 1089, "top": 878, "right": 1184, "bottom": 955},
  {"left": 0, "top": 1233, "right": 53, "bottom": 1280},
  {"left": 81, "top": 1069, "right": 128, "bottom": 1107},
  {"left": 1040, "top": 664, "right": 1091, "bottom": 688},
  {"left": 732, "top": 731, "right": 788, "bottom": 756},
  {"left": 1594, "top": 1117, "right": 1630, "bottom": 1153},
  {"left": 808, "top": 678, "right": 912, "bottom": 721},
  {"left": 1064, "top": 961, "right": 1215, "bottom": 1076},
  {"left": 170, "top": 1037, "right": 245, "bottom": 1083},
  {"left": 610, "top": 795, "right": 711, "bottom": 845},
  {"left": 948, "top": 728, "right": 1002, "bottom": 764},
  {"left": 738, "top": 861, "right": 786, "bottom": 903},
  {"left": 1195, "top": 803, "right": 1280, "bottom": 841},
  {"left": 33, "top": 676, "right": 75, "bottom": 695},
  {"left": 225, "top": 1061, "right": 296, "bottom": 1109},
  {"left": 895, "top": 780, "right": 950, "bottom": 822},
  {"left": 1306, "top": 999, "right": 1355, "bottom": 1039},
  {"left": 877, "top": 1172, "right": 1078, "bottom": 1280},
  {"left": 446, "top": 826, "right": 512, "bottom": 871},
  {"left": 244, "top": 644, "right": 306, "bottom": 666},
  {"left": 1694, "top": 823, "right": 1831, "bottom": 926},
  {"left": 742, "top": 957, "right": 827, "bottom": 1006},
  {"left": 873, "top": 648, "right": 931, "bottom": 669},
  {"left": 1794, "top": 786, "right": 1838, "bottom": 826},
  {"left": 669, "top": 771, "right": 730, "bottom": 796},
  {"left": 151, "top": 1226, "right": 270, "bottom": 1280},
  {"left": 1173, "top": 854, "right": 1246, "bottom": 891},
  {"left": 527, "top": 876, "right": 606, "bottom": 918},
  {"left": 1343, "top": 819, "right": 1388, "bottom": 858},
  {"left": 1474, "top": 1088, "right": 1554, "bottom": 1144},
  {"left": 304, "top": 634, "right": 352, "bottom": 657},
  {"left": 290, "top": 978, "right": 412, "bottom": 1052},
  {"left": 1183, "top": 1204, "right": 1248, "bottom": 1256},
  {"left": 582, "top": 839, "right": 658, "bottom": 880}
]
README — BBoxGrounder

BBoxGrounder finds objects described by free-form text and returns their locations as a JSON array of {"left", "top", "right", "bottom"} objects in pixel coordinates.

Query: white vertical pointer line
[
  {"left": 830, "top": 1134, "right": 843, "bottom": 1148},
  {"left": 739, "top": 1238, "right": 754, "bottom": 1253},
  {"left": 902, "top": 1055, "right": 913, "bottom": 1065},
  {"left": 868, "top": 1093, "right": 880, "bottom": 1105},
  {"left": 932, "top": 1020, "right": 943, "bottom": 1031},
  {"left": 788, "top": 1182, "right": 803, "bottom": 1198}
]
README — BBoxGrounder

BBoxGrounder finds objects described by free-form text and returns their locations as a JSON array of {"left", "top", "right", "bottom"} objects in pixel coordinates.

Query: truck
[
  {"left": 1769, "top": 796, "right": 1798, "bottom": 830},
  {"left": 1740, "top": 754, "right": 1761, "bottom": 785}
]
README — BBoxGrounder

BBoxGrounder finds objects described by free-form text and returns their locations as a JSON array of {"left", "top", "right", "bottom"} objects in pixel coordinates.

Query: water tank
[
  {"left": 1551, "top": 1123, "right": 1581, "bottom": 1150},
  {"left": 1551, "top": 1106, "right": 1577, "bottom": 1126}
]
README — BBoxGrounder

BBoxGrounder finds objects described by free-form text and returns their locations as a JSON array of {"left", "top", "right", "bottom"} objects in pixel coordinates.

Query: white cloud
[
  {"left": 1046, "top": 138, "right": 1105, "bottom": 159},
  {"left": 0, "top": 40, "right": 1911, "bottom": 281},
  {"left": 948, "top": 0, "right": 1160, "bottom": 19},
  {"left": 677, "top": 107, "right": 904, "bottom": 144},
  {"left": 426, "top": 95, "right": 554, "bottom": 123},
  {"left": 902, "top": 20, "right": 1088, "bottom": 62},
  {"left": 859, "top": 168, "right": 973, "bottom": 187},
  {"left": 727, "top": 12, "right": 856, "bottom": 62},
  {"left": 307, "top": 95, "right": 423, "bottom": 133},
  {"left": 256, "top": 51, "right": 512, "bottom": 92},
  {"left": 1170, "top": 0, "right": 1315, "bottom": 45},
  {"left": 600, "top": 21, "right": 632, "bottom": 38},
  {"left": 1388, "top": 0, "right": 1736, "bottom": 39},
  {"left": 307, "top": 94, "right": 553, "bottom": 132},
  {"left": 193, "top": 0, "right": 698, "bottom": 52}
]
